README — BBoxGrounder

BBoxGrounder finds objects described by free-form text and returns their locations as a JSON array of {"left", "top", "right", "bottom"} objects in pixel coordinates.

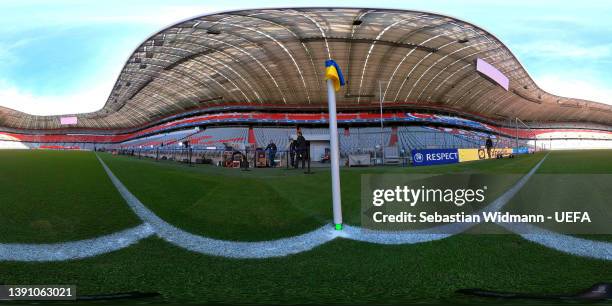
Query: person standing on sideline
[
  {"left": 295, "top": 132, "right": 307, "bottom": 169},
  {"left": 485, "top": 136, "right": 493, "bottom": 159},
  {"left": 266, "top": 140, "right": 277, "bottom": 167}
]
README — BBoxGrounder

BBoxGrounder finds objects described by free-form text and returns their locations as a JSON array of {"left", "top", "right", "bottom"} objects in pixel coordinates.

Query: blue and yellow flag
[{"left": 324, "top": 59, "right": 345, "bottom": 92}]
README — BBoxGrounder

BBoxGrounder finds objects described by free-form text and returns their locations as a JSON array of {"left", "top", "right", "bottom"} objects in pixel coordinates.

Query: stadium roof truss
[{"left": 1, "top": 7, "right": 611, "bottom": 130}]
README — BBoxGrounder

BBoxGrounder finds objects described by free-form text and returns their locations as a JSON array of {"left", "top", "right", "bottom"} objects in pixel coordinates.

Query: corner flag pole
[{"left": 324, "top": 60, "right": 345, "bottom": 230}]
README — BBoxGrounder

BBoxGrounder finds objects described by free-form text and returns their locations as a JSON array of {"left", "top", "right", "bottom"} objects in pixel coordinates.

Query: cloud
[
  {"left": 0, "top": 46, "right": 15, "bottom": 65},
  {"left": 512, "top": 41, "right": 612, "bottom": 60},
  {"left": 0, "top": 79, "right": 113, "bottom": 115},
  {"left": 0, "top": 3, "right": 223, "bottom": 31},
  {"left": 0, "top": 38, "right": 35, "bottom": 68},
  {"left": 536, "top": 74, "right": 612, "bottom": 105},
  {"left": 0, "top": 2, "right": 244, "bottom": 117},
  {"left": 67, "top": 4, "right": 218, "bottom": 27}
]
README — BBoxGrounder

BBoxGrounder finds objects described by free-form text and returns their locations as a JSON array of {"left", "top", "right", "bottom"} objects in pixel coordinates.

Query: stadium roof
[{"left": 1, "top": 7, "right": 612, "bottom": 130}]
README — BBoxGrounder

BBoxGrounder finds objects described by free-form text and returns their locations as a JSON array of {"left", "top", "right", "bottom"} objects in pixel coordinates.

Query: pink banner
[
  {"left": 60, "top": 116, "right": 78, "bottom": 125},
  {"left": 476, "top": 58, "right": 509, "bottom": 91}
]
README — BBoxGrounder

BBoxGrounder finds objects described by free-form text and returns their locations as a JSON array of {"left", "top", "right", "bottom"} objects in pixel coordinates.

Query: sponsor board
[
  {"left": 497, "top": 147, "right": 514, "bottom": 157},
  {"left": 458, "top": 147, "right": 514, "bottom": 163},
  {"left": 513, "top": 147, "right": 529, "bottom": 154},
  {"left": 415, "top": 147, "right": 517, "bottom": 166},
  {"left": 458, "top": 148, "right": 480, "bottom": 162},
  {"left": 411, "top": 149, "right": 459, "bottom": 166}
]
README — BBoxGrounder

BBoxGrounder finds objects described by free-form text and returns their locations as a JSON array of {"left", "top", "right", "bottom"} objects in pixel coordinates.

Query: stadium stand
[
  {"left": 187, "top": 127, "right": 248, "bottom": 149},
  {"left": 254, "top": 128, "right": 292, "bottom": 150},
  {"left": 3, "top": 109, "right": 612, "bottom": 153},
  {"left": 339, "top": 127, "right": 391, "bottom": 155},
  {"left": 2, "top": 117, "right": 607, "bottom": 154},
  {"left": 117, "top": 129, "right": 196, "bottom": 149}
]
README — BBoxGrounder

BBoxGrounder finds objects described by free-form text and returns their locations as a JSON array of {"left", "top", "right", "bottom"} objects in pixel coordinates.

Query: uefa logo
[{"left": 414, "top": 153, "right": 424, "bottom": 163}]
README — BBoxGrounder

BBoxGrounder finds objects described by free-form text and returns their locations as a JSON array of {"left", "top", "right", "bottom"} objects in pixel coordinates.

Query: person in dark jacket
[
  {"left": 289, "top": 139, "right": 297, "bottom": 167},
  {"left": 265, "top": 141, "right": 277, "bottom": 167},
  {"left": 295, "top": 132, "right": 308, "bottom": 169},
  {"left": 485, "top": 136, "right": 493, "bottom": 159}
]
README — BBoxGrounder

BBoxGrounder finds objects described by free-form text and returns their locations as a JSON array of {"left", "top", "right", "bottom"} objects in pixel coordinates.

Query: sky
[{"left": 1, "top": 0, "right": 611, "bottom": 116}]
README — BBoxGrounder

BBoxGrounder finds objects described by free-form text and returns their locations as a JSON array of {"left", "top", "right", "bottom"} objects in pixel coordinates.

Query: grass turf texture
[
  {"left": 98, "top": 152, "right": 542, "bottom": 241},
  {"left": 0, "top": 150, "right": 140, "bottom": 243},
  {"left": 0, "top": 150, "right": 611, "bottom": 305},
  {"left": 504, "top": 150, "right": 612, "bottom": 240}
]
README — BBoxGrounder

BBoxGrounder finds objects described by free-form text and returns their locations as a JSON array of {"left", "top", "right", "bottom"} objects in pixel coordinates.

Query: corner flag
[
  {"left": 324, "top": 59, "right": 345, "bottom": 92},
  {"left": 324, "top": 59, "right": 344, "bottom": 230}
]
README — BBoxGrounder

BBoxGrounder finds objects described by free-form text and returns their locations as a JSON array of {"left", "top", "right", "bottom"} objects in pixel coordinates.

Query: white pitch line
[
  {"left": 96, "top": 153, "right": 579, "bottom": 260},
  {"left": 499, "top": 222, "right": 612, "bottom": 261},
  {"left": 342, "top": 153, "right": 548, "bottom": 244},
  {"left": 4, "top": 153, "right": 609, "bottom": 262},
  {"left": 97, "top": 155, "right": 339, "bottom": 258},
  {"left": 0, "top": 224, "right": 154, "bottom": 262}
]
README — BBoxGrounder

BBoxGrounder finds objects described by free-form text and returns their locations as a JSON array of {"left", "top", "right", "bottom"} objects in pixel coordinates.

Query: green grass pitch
[{"left": 1, "top": 149, "right": 611, "bottom": 304}]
